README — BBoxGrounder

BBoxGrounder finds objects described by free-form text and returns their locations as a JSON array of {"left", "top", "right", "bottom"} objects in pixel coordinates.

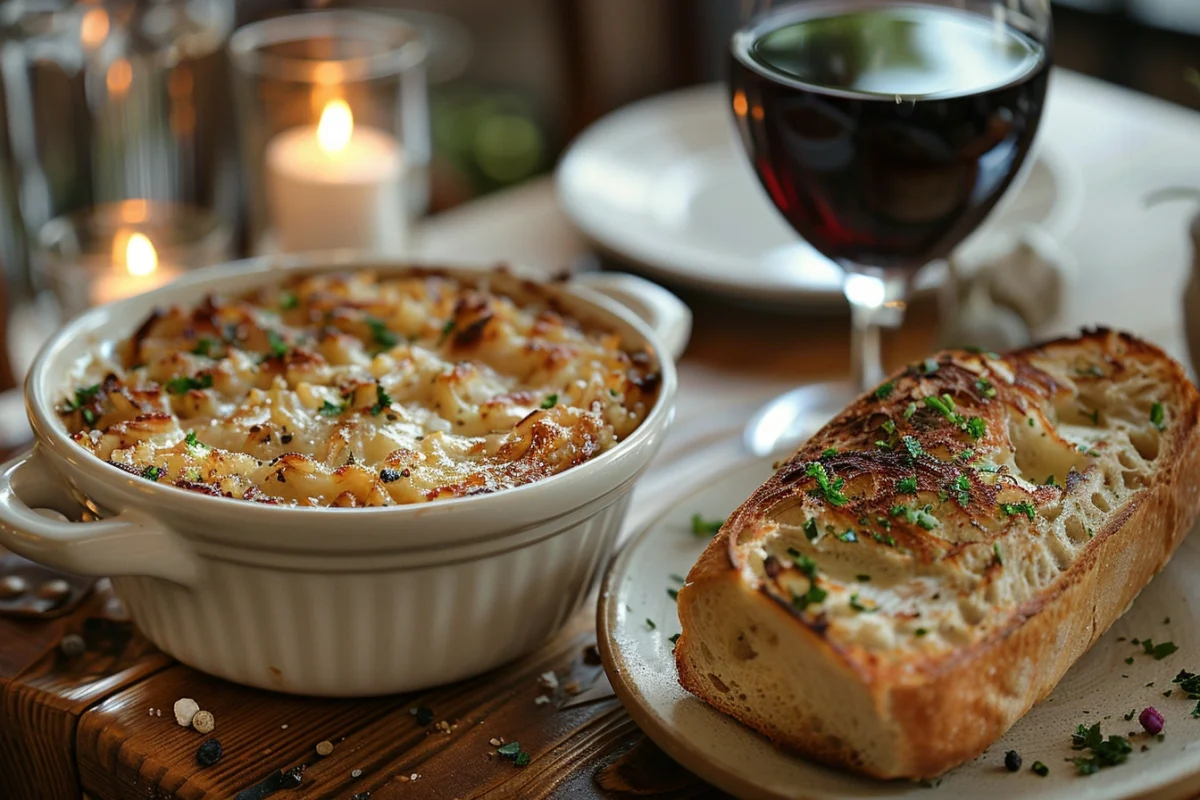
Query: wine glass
[{"left": 731, "top": 0, "right": 1053, "bottom": 455}]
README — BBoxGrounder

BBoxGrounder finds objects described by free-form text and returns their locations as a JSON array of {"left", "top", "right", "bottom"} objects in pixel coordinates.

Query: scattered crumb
[
  {"left": 435, "top": 720, "right": 455, "bottom": 734},
  {"left": 281, "top": 724, "right": 289, "bottom": 729},
  {"left": 538, "top": 671, "right": 558, "bottom": 689},
  {"left": 489, "top": 737, "right": 503, "bottom": 747},
  {"left": 564, "top": 681, "right": 581, "bottom": 695},
  {"left": 174, "top": 698, "right": 199, "bottom": 727},
  {"left": 316, "top": 740, "right": 334, "bottom": 757},
  {"left": 351, "top": 769, "right": 362, "bottom": 779},
  {"left": 192, "top": 710, "right": 215, "bottom": 734},
  {"left": 411, "top": 773, "right": 420, "bottom": 782},
  {"left": 534, "top": 695, "right": 551, "bottom": 705}
]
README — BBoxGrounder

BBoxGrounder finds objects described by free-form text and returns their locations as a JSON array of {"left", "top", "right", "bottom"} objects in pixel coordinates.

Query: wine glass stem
[{"left": 842, "top": 268, "right": 910, "bottom": 392}]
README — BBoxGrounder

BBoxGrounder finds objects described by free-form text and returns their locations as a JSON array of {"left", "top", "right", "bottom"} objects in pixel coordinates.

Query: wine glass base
[{"left": 742, "top": 381, "right": 856, "bottom": 458}]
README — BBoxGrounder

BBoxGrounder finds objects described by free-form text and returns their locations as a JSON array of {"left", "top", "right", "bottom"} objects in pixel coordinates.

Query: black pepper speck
[
  {"left": 414, "top": 706, "right": 434, "bottom": 726},
  {"left": 1004, "top": 750, "right": 1021, "bottom": 772},
  {"left": 197, "top": 738, "right": 223, "bottom": 767}
]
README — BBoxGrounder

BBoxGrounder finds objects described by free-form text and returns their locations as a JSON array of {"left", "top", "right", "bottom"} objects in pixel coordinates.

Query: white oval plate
[
  {"left": 558, "top": 83, "right": 1084, "bottom": 308},
  {"left": 599, "top": 455, "right": 1200, "bottom": 800}
]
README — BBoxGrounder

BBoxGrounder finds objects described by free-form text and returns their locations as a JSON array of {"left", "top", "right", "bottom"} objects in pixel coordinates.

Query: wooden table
[{"left": 3, "top": 69, "right": 1200, "bottom": 800}]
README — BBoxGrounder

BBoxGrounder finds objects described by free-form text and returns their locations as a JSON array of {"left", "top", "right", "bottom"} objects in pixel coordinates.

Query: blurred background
[{"left": 0, "top": 0, "right": 1195, "bottom": 389}]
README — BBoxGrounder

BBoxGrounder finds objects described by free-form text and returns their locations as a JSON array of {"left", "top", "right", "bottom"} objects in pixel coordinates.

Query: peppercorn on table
[{"left": 3, "top": 68, "right": 1200, "bottom": 799}]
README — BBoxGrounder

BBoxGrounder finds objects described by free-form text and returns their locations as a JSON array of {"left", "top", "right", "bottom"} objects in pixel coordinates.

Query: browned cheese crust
[{"left": 675, "top": 329, "right": 1200, "bottom": 779}]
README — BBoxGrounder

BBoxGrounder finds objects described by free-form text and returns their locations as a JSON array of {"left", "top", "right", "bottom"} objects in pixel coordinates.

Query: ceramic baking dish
[{"left": 0, "top": 255, "right": 687, "bottom": 696}]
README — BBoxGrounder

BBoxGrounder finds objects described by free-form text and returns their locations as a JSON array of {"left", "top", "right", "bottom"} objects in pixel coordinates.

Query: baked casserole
[{"left": 59, "top": 270, "right": 660, "bottom": 507}]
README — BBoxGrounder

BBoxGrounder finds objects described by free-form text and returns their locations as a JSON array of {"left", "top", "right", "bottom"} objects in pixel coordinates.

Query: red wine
[{"left": 730, "top": 2, "right": 1049, "bottom": 270}]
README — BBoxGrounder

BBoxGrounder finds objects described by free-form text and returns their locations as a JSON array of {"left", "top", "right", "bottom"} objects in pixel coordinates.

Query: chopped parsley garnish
[
  {"left": 267, "top": 330, "right": 289, "bottom": 358},
  {"left": 965, "top": 416, "right": 987, "bottom": 440},
  {"left": 856, "top": 574, "right": 871, "bottom": 582},
  {"left": 438, "top": 318, "right": 456, "bottom": 345},
  {"left": 514, "top": 751, "right": 531, "bottom": 767},
  {"left": 1125, "top": 657, "right": 1134, "bottom": 665},
  {"left": 1078, "top": 444, "right": 1100, "bottom": 457},
  {"left": 497, "top": 741, "right": 522, "bottom": 757},
  {"left": 667, "top": 588, "right": 678, "bottom": 601},
  {"left": 371, "top": 384, "right": 392, "bottom": 415},
  {"left": 142, "top": 465, "right": 162, "bottom": 482},
  {"left": 540, "top": 394, "right": 558, "bottom": 409},
  {"left": 1124, "top": 709, "right": 1137, "bottom": 721},
  {"left": 319, "top": 400, "right": 346, "bottom": 417},
  {"left": 805, "top": 462, "right": 849, "bottom": 507},
  {"left": 690, "top": 514, "right": 724, "bottom": 537},
  {"left": 184, "top": 430, "right": 210, "bottom": 451},
  {"left": 786, "top": 547, "right": 818, "bottom": 579},
  {"left": 1173, "top": 669, "right": 1200, "bottom": 716},
  {"left": 872, "top": 531, "right": 897, "bottom": 547},
  {"left": 366, "top": 317, "right": 399, "bottom": 349},
  {"left": 901, "top": 436, "right": 925, "bottom": 460},
  {"left": 849, "top": 593, "right": 875, "bottom": 612},
  {"left": 669, "top": 633, "right": 681, "bottom": 646},
  {"left": 1151, "top": 403, "right": 1165, "bottom": 431},
  {"left": 875, "top": 439, "right": 893, "bottom": 450},
  {"left": 874, "top": 381, "right": 894, "bottom": 400},
  {"left": 670, "top": 574, "right": 686, "bottom": 584},
  {"left": 993, "top": 542, "right": 1003, "bottom": 565},
  {"left": 881, "top": 419, "right": 896, "bottom": 435},
  {"left": 958, "top": 448, "right": 975, "bottom": 461},
  {"left": 1045, "top": 475, "right": 1058, "bottom": 487},
  {"left": 963, "top": 345, "right": 999, "bottom": 357},
  {"left": 924, "top": 394, "right": 956, "bottom": 419},
  {"left": 1070, "top": 723, "right": 1132, "bottom": 775},
  {"left": 890, "top": 504, "right": 938, "bottom": 530},
  {"left": 1141, "top": 639, "right": 1178, "bottom": 660},
  {"left": 1000, "top": 501, "right": 1037, "bottom": 520},
  {"left": 975, "top": 377, "right": 997, "bottom": 399},
  {"left": 280, "top": 291, "right": 299, "bottom": 310},
  {"left": 192, "top": 337, "right": 218, "bottom": 358},
  {"left": 1075, "top": 365, "right": 1104, "bottom": 377},
  {"left": 836, "top": 529, "right": 858, "bottom": 543},
  {"left": 896, "top": 476, "right": 918, "bottom": 494},
  {"left": 791, "top": 583, "right": 827, "bottom": 611},
  {"left": 645, "top": 618, "right": 656, "bottom": 630},
  {"left": 954, "top": 475, "right": 971, "bottom": 507},
  {"left": 165, "top": 374, "right": 213, "bottom": 395},
  {"left": 903, "top": 402, "right": 917, "bottom": 420},
  {"left": 821, "top": 447, "right": 838, "bottom": 458},
  {"left": 66, "top": 384, "right": 101, "bottom": 419},
  {"left": 1028, "top": 417, "right": 1035, "bottom": 427},
  {"left": 1085, "top": 408, "right": 1099, "bottom": 425},
  {"left": 1031, "top": 761, "right": 1049, "bottom": 777},
  {"left": 803, "top": 518, "right": 818, "bottom": 541},
  {"left": 914, "top": 627, "right": 928, "bottom": 637}
]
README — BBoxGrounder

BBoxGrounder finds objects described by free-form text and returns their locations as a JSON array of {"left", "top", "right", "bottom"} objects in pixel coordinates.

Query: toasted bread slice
[{"left": 674, "top": 330, "right": 1200, "bottom": 780}]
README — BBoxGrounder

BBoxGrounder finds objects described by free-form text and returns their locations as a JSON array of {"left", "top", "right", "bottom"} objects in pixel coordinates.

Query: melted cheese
[{"left": 60, "top": 271, "right": 659, "bottom": 507}]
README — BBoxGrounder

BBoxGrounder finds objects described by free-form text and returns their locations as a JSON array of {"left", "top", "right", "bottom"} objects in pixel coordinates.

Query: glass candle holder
[
  {"left": 35, "top": 200, "right": 233, "bottom": 318},
  {"left": 229, "top": 11, "right": 429, "bottom": 256}
]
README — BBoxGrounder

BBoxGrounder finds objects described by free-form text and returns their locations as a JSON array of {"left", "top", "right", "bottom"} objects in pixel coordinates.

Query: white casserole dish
[{"left": 0, "top": 254, "right": 687, "bottom": 696}]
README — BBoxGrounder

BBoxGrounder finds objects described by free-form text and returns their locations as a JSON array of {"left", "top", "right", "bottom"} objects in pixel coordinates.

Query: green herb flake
[
  {"left": 903, "top": 402, "right": 917, "bottom": 420},
  {"left": 804, "top": 462, "right": 849, "bottom": 507},
  {"left": 690, "top": 514, "right": 724, "bottom": 537},
  {"left": 1028, "top": 417, "right": 1035, "bottom": 427},
  {"left": 165, "top": 373, "right": 214, "bottom": 395},
  {"left": 791, "top": 583, "right": 827, "bottom": 611},
  {"left": 836, "top": 529, "right": 858, "bottom": 543},
  {"left": 540, "top": 394, "right": 558, "bottom": 409},
  {"left": 787, "top": 548, "right": 818, "bottom": 579},
  {"left": 874, "top": 381, "right": 895, "bottom": 400},
  {"left": 667, "top": 588, "right": 678, "bottom": 601},
  {"left": 821, "top": 447, "right": 838, "bottom": 458},
  {"left": 184, "top": 430, "right": 210, "bottom": 451},
  {"left": 1151, "top": 402, "right": 1165, "bottom": 431},
  {"left": 993, "top": 542, "right": 1003, "bottom": 565},
  {"left": 965, "top": 417, "right": 987, "bottom": 440},
  {"left": 142, "top": 465, "right": 162, "bottom": 482},
  {"left": 267, "top": 330, "right": 289, "bottom": 358},
  {"left": 975, "top": 377, "right": 997, "bottom": 399},
  {"left": 438, "top": 318, "right": 456, "bottom": 345},
  {"left": 191, "top": 337, "right": 217, "bottom": 358},
  {"left": 645, "top": 618, "right": 656, "bottom": 630},
  {"left": 1070, "top": 722, "right": 1132, "bottom": 775},
  {"left": 896, "top": 476, "right": 918, "bottom": 494},
  {"left": 366, "top": 317, "right": 399, "bottom": 349},
  {"left": 497, "top": 741, "right": 522, "bottom": 758},
  {"left": 954, "top": 475, "right": 971, "bottom": 507},
  {"left": 1125, "top": 656, "right": 1135, "bottom": 665},
  {"left": 319, "top": 400, "right": 345, "bottom": 417},
  {"left": 81, "top": 408, "right": 97, "bottom": 426},
  {"left": 1031, "top": 761, "right": 1049, "bottom": 777},
  {"left": 371, "top": 384, "right": 392, "bottom": 415},
  {"left": 958, "top": 448, "right": 975, "bottom": 462},
  {"left": 1085, "top": 408, "right": 1099, "bottom": 425},
  {"left": 280, "top": 291, "right": 299, "bottom": 310},
  {"left": 875, "top": 440, "right": 893, "bottom": 450},
  {"left": 668, "top": 633, "right": 681, "bottom": 647},
  {"left": 902, "top": 436, "right": 925, "bottom": 460},
  {"left": 1141, "top": 639, "right": 1178, "bottom": 660},
  {"left": 1000, "top": 501, "right": 1037, "bottom": 520},
  {"left": 881, "top": 419, "right": 896, "bottom": 435},
  {"left": 849, "top": 593, "right": 875, "bottom": 612},
  {"left": 803, "top": 518, "right": 818, "bottom": 542},
  {"left": 856, "top": 574, "right": 871, "bottom": 582},
  {"left": 513, "top": 751, "right": 531, "bottom": 767},
  {"left": 914, "top": 627, "right": 928, "bottom": 637}
]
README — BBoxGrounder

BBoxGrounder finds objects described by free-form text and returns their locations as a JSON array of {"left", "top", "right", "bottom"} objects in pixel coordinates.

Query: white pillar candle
[
  {"left": 264, "top": 98, "right": 407, "bottom": 254},
  {"left": 90, "top": 231, "right": 179, "bottom": 306}
]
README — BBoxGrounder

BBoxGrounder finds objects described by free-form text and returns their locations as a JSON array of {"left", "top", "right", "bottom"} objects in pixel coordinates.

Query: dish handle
[
  {"left": 570, "top": 272, "right": 692, "bottom": 361},
  {"left": 0, "top": 447, "right": 199, "bottom": 587}
]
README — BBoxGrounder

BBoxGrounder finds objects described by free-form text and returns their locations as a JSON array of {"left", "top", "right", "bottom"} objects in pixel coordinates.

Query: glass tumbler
[{"left": 228, "top": 10, "right": 430, "bottom": 256}]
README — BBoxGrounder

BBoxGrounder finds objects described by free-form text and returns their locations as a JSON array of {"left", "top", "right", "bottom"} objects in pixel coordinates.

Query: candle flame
[
  {"left": 316, "top": 98, "right": 353, "bottom": 154},
  {"left": 125, "top": 233, "right": 158, "bottom": 277}
]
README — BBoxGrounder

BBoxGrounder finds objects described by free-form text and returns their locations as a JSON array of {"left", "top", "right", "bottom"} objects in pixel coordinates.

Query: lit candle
[
  {"left": 264, "top": 98, "right": 407, "bottom": 254},
  {"left": 89, "top": 231, "right": 180, "bottom": 306}
]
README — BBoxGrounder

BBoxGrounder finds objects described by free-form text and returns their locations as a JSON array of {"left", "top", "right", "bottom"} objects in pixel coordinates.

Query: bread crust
[{"left": 675, "top": 330, "right": 1200, "bottom": 779}]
